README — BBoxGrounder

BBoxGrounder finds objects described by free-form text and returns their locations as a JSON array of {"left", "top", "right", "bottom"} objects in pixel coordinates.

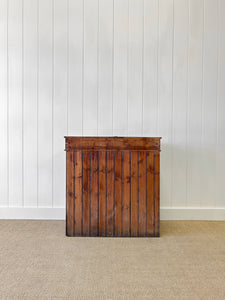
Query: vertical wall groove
[
  {"left": 22, "top": 0, "right": 24, "bottom": 207},
  {"left": 201, "top": 0, "right": 205, "bottom": 148},
  {"left": 186, "top": 0, "right": 190, "bottom": 207},
  {"left": 51, "top": 0, "right": 54, "bottom": 208},
  {"left": 171, "top": 0, "right": 175, "bottom": 208},
  {"left": 82, "top": 0, "right": 84, "bottom": 136},
  {"left": 37, "top": 0, "right": 39, "bottom": 207}
]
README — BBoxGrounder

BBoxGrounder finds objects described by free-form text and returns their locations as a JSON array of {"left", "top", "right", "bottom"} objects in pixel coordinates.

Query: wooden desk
[{"left": 65, "top": 137, "right": 161, "bottom": 237}]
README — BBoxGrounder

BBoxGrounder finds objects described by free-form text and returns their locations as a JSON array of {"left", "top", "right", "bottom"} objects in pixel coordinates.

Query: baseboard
[
  {"left": 0, "top": 207, "right": 65, "bottom": 220},
  {"left": 0, "top": 207, "right": 225, "bottom": 220},
  {"left": 160, "top": 207, "right": 225, "bottom": 221}
]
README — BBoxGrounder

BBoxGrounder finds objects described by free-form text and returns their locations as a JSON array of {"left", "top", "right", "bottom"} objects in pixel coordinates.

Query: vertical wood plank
[
  {"left": 138, "top": 151, "right": 146, "bottom": 236},
  {"left": 99, "top": 151, "right": 106, "bottom": 236},
  {"left": 8, "top": 0, "right": 23, "bottom": 206},
  {"left": 106, "top": 151, "right": 114, "bottom": 236},
  {"left": 68, "top": 0, "right": 83, "bottom": 136},
  {"left": 53, "top": 0, "right": 67, "bottom": 207},
  {"left": 98, "top": 0, "right": 113, "bottom": 136},
  {"left": 115, "top": 151, "right": 122, "bottom": 236},
  {"left": 143, "top": 0, "right": 158, "bottom": 136},
  {"left": 82, "top": 151, "right": 90, "bottom": 236},
  {"left": 113, "top": 0, "right": 128, "bottom": 136},
  {"left": 66, "top": 151, "right": 74, "bottom": 236},
  {"left": 216, "top": 0, "right": 225, "bottom": 207},
  {"left": 154, "top": 152, "right": 160, "bottom": 237},
  {"left": 201, "top": 0, "right": 218, "bottom": 207},
  {"left": 146, "top": 152, "right": 154, "bottom": 236},
  {"left": 23, "top": 0, "right": 38, "bottom": 207},
  {"left": 0, "top": 0, "right": 8, "bottom": 206},
  {"left": 38, "top": 0, "right": 53, "bottom": 207},
  {"left": 122, "top": 151, "right": 131, "bottom": 236},
  {"left": 83, "top": 0, "right": 98, "bottom": 136},
  {"left": 158, "top": 0, "right": 173, "bottom": 207},
  {"left": 74, "top": 151, "right": 82, "bottom": 236},
  {"left": 127, "top": 0, "right": 143, "bottom": 136},
  {"left": 90, "top": 151, "right": 99, "bottom": 236},
  {"left": 187, "top": 0, "right": 204, "bottom": 207},
  {"left": 131, "top": 152, "right": 138, "bottom": 236},
  {"left": 172, "top": 0, "right": 188, "bottom": 207}
]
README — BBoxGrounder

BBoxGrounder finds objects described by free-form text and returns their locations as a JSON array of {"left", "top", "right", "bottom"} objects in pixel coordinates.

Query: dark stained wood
[
  {"left": 65, "top": 136, "right": 161, "bottom": 152},
  {"left": 99, "top": 151, "right": 106, "bottom": 236},
  {"left": 122, "top": 151, "right": 131, "bottom": 237},
  {"left": 154, "top": 152, "right": 160, "bottom": 237},
  {"left": 90, "top": 151, "right": 99, "bottom": 236},
  {"left": 74, "top": 151, "right": 82, "bottom": 236},
  {"left": 66, "top": 151, "right": 75, "bottom": 236},
  {"left": 131, "top": 152, "right": 138, "bottom": 236},
  {"left": 114, "top": 151, "right": 122, "bottom": 236},
  {"left": 106, "top": 151, "right": 115, "bottom": 236},
  {"left": 138, "top": 152, "right": 146, "bottom": 236},
  {"left": 65, "top": 137, "right": 161, "bottom": 237},
  {"left": 146, "top": 152, "right": 155, "bottom": 236},
  {"left": 82, "top": 151, "right": 90, "bottom": 236}
]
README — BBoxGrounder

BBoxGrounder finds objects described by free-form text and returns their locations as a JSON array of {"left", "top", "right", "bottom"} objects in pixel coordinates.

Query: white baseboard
[
  {"left": 0, "top": 207, "right": 225, "bottom": 220},
  {"left": 160, "top": 207, "right": 225, "bottom": 221},
  {"left": 0, "top": 207, "right": 65, "bottom": 220}
]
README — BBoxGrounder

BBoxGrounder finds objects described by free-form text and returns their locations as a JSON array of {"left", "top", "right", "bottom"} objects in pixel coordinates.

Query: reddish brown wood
[
  {"left": 114, "top": 151, "right": 122, "bottom": 236},
  {"left": 154, "top": 152, "right": 160, "bottom": 237},
  {"left": 99, "top": 151, "right": 106, "bottom": 236},
  {"left": 82, "top": 151, "right": 90, "bottom": 236},
  {"left": 74, "top": 151, "right": 82, "bottom": 236},
  {"left": 90, "top": 151, "right": 98, "bottom": 236},
  {"left": 131, "top": 152, "right": 138, "bottom": 236},
  {"left": 65, "top": 136, "right": 161, "bottom": 151},
  {"left": 122, "top": 152, "right": 131, "bottom": 237},
  {"left": 146, "top": 152, "right": 154, "bottom": 236},
  {"left": 65, "top": 137, "right": 161, "bottom": 237},
  {"left": 138, "top": 152, "right": 146, "bottom": 236},
  {"left": 66, "top": 151, "right": 75, "bottom": 236},
  {"left": 106, "top": 151, "right": 115, "bottom": 236}
]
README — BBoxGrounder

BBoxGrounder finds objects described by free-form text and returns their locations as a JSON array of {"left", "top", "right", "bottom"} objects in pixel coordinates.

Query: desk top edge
[{"left": 65, "top": 136, "right": 161, "bottom": 151}]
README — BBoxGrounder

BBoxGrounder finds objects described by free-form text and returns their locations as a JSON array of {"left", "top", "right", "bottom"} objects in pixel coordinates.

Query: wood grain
[
  {"left": 66, "top": 151, "right": 74, "bottom": 236},
  {"left": 106, "top": 151, "right": 115, "bottom": 236},
  {"left": 115, "top": 151, "right": 122, "bottom": 236},
  {"left": 65, "top": 136, "right": 161, "bottom": 151},
  {"left": 122, "top": 151, "right": 131, "bottom": 236},
  {"left": 82, "top": 151, "right": 90, "bottom": 236},
  {"left": 90, "top": 151, "right": 99, "bottom": 236},
  {"left": 65, "top": 137, "right": 161, "bottom": 237},
  {"left": 154, "top": 152, "right": 160, "bottom": 237},
  {"left": 138, "top": 152, "right": 146, "bottom": 236},
  {"left": 99, "top": 151, "right": 106, "bottom": 236},
  {"left": 146, "top": 152, "right": 154, "bottom": 236},
  {"left": 74, "top": 151, "right": 82, "bottom": 236},
  {"left": 131, "top": 152, "right": 138, "bottom": 236}
]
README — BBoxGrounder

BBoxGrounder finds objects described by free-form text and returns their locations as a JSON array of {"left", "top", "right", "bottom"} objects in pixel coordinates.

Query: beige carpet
[{"left": 0, "top": 221, "right": 224, "bottom": 300}]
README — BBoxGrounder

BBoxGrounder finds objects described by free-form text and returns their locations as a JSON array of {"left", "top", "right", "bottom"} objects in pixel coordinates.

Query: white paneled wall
[{"left": 0, "top": 0, "right": 225, "bottom": 220}]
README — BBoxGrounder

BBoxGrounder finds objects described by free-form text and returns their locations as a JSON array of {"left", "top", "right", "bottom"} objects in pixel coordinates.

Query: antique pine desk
[{"left": 65, "top": 137, "right": 161, "bottom": 237}]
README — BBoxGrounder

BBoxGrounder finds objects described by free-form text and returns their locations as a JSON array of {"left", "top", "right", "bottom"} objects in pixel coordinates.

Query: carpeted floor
[{"left": 0, "top": 221, "right": 224, "bottom": 300}]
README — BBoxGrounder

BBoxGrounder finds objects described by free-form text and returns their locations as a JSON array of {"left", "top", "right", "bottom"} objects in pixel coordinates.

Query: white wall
[{"left": 0, "top": 0, "right": 225, "bottom": 220}]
